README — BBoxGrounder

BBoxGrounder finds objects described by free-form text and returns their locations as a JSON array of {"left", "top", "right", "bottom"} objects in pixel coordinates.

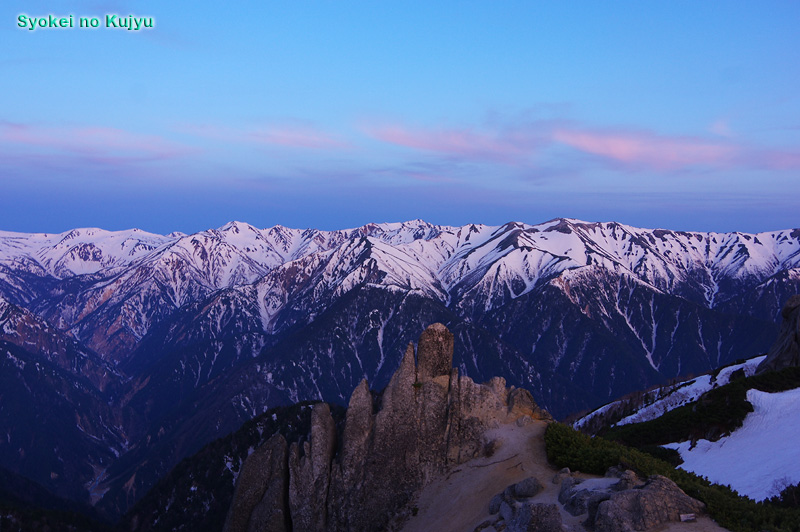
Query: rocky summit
[
  {"left": 223, "top": 323, "right": 551, "bottom": 532},
  {"left": 219, "top": 324, "right": 715, "bottom": 532}
]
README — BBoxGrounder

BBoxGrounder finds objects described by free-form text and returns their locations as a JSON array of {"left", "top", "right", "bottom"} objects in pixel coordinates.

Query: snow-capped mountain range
[{"left": 1, "top": 218, "right": 799, "bottom": 516}]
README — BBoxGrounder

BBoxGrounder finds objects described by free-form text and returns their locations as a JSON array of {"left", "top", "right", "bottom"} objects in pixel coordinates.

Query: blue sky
[{"left": 3, "top": 1, "right": 799, "bottom": 234}]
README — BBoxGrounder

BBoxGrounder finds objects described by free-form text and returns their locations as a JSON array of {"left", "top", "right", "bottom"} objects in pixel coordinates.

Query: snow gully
[{"left": 106, "top": 14, "right": 153, "bottom": 30}]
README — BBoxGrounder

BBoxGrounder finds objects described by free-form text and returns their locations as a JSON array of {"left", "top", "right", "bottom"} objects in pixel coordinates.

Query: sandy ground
[{"left": 400, "top": 419, "right": 729, "bottom": 532}]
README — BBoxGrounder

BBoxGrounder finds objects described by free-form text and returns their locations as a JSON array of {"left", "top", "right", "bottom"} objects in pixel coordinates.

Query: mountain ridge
[{"left": 1, "top": 218, "right": 799, "bottom": 517}]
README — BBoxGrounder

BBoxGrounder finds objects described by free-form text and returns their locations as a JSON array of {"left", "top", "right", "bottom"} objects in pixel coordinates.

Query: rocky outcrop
[
  {"left": 288, "top": 403, "right": 336, "bottom": 531},
  {"left": 485, "top": 477, "right": 557, "bottom": 532},
  {"left": 558, "top": 468, "right": 705, "bottom": 532},
  {"left": 416, "top": 322, "right": 454, "bottom": 381},
  {"left": 222, "top": 434, "right": 289, "bottom": 532},
  {"left": 757, "top": 295, "right": 800, "bottom": 374},
  {"left": 224, "top": 323, "right": 550, "bottom": 532},
  {"left": 594, "top": 475, "right": 705, "bottom": 532}
]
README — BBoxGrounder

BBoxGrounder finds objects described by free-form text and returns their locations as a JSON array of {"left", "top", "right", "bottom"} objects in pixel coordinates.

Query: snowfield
[{"left": 665, "top": 387, "right": 800, "bottom": 501}]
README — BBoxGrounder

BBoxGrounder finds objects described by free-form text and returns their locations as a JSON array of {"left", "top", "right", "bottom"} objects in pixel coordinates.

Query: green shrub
[{"left": 769, "top": 482, "right": 800, "bottom": 509}]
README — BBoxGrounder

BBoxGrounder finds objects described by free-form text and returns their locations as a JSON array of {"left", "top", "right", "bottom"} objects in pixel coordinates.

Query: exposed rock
[
  {"left": 508, "top": 503, "right": 562, "bottom": 532},
  {"left": 499, "top": 499, "right": 515, "bottom": 524},
  {"left": 224, "top": 323, "right": 551, "bottom": 532},
  {"left": 487, "top": 376, "right": 509, "bottom": 404},
  {"left": 593, "top": 475, "right": 705, "bottom": 532},
  {"left": 445, "top": 372, "right": 506, "bottom": 464},
  {"left": 515, "top": 415, "right": 533, "bottom": 427},
  {"left": 474, "top": 519, "right": 497, "bottom": 532},
  {"left": 757, "top": 295, "right": 800, "bottom": 374},
  {"left": 558, "top": 476, "right": 583, "bottom": 504},
  {"left": 567, "top": 488, "right": 611, "bottom": 517},
  {"left": 484, "top": 478, "right": 555, "bottom": 532},
  {"left": 288, "top": 403, "right": 336, "bottom": 531},
  {"left": 512, "top": 476, "right": 543, "bottom": 498},
  {"left": 509, "top": 387, "right": 553, "bottom": 421},
  {"left": 558, "top": 469, "right": 705, "bottom": 531},
  {"left": 552, "top": 466, "right": 574, "bottom": 485},
  {"left": 222, "top": 434, "right": 288, "bottom": 532},
  {"left": 416, "top": 322, "right": 454, "bottom": 382},
  {"left": 611, "top": 470, "right": 642, "bottom": 492},
  {"left": 326, "top": 379, "right": 373, "bottom": 530},
  {"left": 489, "top": 493, "right": 504, "bottom": 515},
  {"left": 559, "top": 470, "right": 639, "bottom": 519}
]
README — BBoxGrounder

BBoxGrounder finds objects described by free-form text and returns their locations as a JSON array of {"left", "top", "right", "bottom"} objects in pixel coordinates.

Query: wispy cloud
[
  {"left": 363, "top": 123, "right": 539, "bottom": 164},
  {"left": 363, "top": 117, "right": 800, "bottom": 176},
  {"left": 0, "top": 121, "right": 187, "bottom": 161},
  {"left": 552, "top": 128, "right": 738, "bottom": 170},
  {"left": 552, "top": 125, "right": 800, "bottom": 172},
  {"left": 182, "top": 123, "right": 349, "bottom": 150}
]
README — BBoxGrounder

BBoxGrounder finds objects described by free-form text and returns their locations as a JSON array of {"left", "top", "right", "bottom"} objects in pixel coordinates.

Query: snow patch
[{"left": 665, "top": 387, "right": 800, "bottom": 501}]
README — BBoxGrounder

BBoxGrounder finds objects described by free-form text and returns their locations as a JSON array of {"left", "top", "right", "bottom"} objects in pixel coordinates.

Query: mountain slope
[
  {"left": 665, "top": 386, "right": 800, "bottom": 501},
  {"left": 0, "top": 340, "right": 127, "bottom": 504},
  {"left": 574, "top": 355, "right": 800, "bottom": 502},
  {"left": 1, "top": 218, "right": 799, "bottom": 515}
]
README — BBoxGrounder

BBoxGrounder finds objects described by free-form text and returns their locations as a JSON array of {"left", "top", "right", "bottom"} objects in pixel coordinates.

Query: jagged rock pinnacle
[
  {"left": 416, "top": 322, "right": 454, "bottom": 382},
  {"left": 223, "top": 323, "right": 550, "bottom": 532}
]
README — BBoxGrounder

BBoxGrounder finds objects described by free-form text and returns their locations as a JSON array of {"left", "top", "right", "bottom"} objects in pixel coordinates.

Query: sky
[{"left": 2, "top": 1, "right": 800, "bottom": 235}]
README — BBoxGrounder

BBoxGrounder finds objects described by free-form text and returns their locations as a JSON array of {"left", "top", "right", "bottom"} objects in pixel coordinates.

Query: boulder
[
  {"left": 509, "top": 503, "right": 563, "bottom": 532},
  {"left": 593, "top": 475, "right": 705, "bottom": 532},
  {"left": 558, "top": 476, "right": 582, "bottom": 504},
  {"left": 512, "top": 476, "right": 543, "bottom": 498}
]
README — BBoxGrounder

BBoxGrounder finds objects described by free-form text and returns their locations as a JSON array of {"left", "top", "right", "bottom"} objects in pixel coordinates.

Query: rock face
[
  {"left": 224, "top": 323, "right": 550, "bottom": 532},
  {"left": 757, "top": 295, "right": 800, "bottom": 374},
  {"left": 222, "top": 434, "right": 289, "bottom": 532},
  {"left": 288, "top": 403, "right": 336, "bottom": 531},
  {"left": 415, "top": 322, "right": 454, "bottom": 381}
]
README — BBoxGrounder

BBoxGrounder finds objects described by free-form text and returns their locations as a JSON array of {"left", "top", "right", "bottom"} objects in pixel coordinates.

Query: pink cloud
[
  {"left": 363, "top": 116, "right": 800, "bottom": 174},
  {"left": 553, "top": 128, "right": 738, "bottom": 170},
  {"left": 0, "top": 122, "right": 186, "bottom": 160},
  {"left": 364, "top": 124, "right": 535, "bottom": 164},
  {"left": 183, "top": 123, "right": 348, "bottom": 150}
]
